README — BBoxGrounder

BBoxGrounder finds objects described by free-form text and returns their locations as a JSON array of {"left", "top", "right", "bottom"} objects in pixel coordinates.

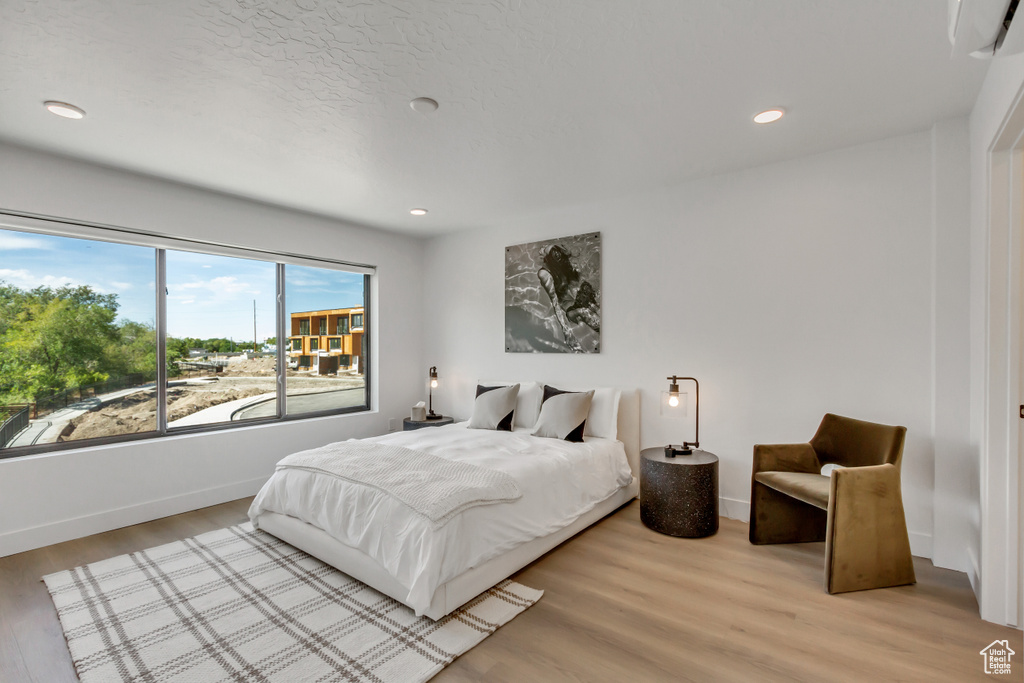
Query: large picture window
[{"left": 0, "top": 219, "right": 371, "bottom": 458}]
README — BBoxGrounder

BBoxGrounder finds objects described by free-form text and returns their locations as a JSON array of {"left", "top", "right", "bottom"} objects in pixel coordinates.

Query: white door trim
[{"left": 981, "top": 84, "right": 1024, "bottom": 628}]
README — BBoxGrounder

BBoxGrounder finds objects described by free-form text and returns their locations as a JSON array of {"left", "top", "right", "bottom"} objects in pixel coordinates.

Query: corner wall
[
  {"left": 0, "top": 142, "right": 424, "bottom": 557},
  {"left": 423, "top": 123, "right": 972, "bottom": 563}
]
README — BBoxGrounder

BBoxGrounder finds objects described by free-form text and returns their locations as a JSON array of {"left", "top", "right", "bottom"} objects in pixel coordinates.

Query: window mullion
[
  {"left": 156, "top": 249, "right": 168, "bottom": 434},
  {"left": 276, "top": 263, "right": 286, "bottom": 419}
]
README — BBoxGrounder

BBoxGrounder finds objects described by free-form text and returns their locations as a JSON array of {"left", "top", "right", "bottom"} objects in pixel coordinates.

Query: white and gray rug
[{"left": 43, "top": 523, "right": 541, "bottom": 683}]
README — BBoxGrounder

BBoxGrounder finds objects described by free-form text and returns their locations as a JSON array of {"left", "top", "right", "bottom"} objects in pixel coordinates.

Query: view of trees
[
  {"left": 0, "top": 281, "right": 275, "bottom": 405},
  {"left": 0, "top": 282, "right": 157, "bottom": 404}
]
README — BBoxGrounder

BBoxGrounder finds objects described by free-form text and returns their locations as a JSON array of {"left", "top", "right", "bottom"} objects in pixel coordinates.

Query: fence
[
  {"left": 0, "top": 405, "right": 30, "bottom": 449},
  {"left": 31, "top": 373, "right": 153, "bottom": 418}
]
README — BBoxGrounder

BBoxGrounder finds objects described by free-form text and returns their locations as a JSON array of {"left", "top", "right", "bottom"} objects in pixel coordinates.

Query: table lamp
[
  {"left": 426, "top": 366, "right": 442, "bottom": 419},
  {"left": 664, "top": 375, "right": 699, "bottom": 457}
]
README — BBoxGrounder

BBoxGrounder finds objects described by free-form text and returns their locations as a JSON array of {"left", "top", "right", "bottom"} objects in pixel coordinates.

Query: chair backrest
[{"left": 809, "top": 413, "right": 907, "bottom": 469}]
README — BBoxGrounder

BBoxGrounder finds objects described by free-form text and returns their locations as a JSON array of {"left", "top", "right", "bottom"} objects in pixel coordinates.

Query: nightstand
[
  {"left": 402, "top": 416, "right": 454, "bottom": 431},
  {"left": 639, "top": 447, "right": 719, "bottom": 537}
]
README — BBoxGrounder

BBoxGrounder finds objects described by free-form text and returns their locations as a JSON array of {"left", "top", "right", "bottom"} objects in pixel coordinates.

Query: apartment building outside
[{"left": 288, "top": 307, "right": 364, "bottom": 374}]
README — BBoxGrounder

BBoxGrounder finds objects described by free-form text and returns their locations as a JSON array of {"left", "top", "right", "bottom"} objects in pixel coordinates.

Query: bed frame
[{"left": 258, "top": 388, "right": 641, "bottom": 620}]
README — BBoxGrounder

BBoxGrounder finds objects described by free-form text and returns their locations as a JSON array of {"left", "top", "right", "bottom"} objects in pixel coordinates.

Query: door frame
[{"left": 981, "top": 83, "right": 1024, "bottom": 628}]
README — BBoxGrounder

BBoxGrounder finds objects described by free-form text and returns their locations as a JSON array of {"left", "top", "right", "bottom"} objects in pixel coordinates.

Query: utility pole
[{"left": 253, "top": 299, "right": 257, "bottom": 354}]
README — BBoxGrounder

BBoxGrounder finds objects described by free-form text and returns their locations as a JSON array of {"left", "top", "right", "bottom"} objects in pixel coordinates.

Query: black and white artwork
[{"left": 505, "top": 232, "right": 601, "bottom": 354}]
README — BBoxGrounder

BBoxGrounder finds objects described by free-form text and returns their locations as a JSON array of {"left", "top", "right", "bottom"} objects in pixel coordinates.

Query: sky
[{"left": 0, "top": 228, "right": 364, "bottom": 341}]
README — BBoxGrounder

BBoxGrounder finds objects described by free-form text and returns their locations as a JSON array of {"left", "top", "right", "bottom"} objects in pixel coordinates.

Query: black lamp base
[
  {"left": 425, "top": 412, "right": 443, "bottom": 420},
  {"left": 665, "top": 444, "right": 694, "bottom": 458}
]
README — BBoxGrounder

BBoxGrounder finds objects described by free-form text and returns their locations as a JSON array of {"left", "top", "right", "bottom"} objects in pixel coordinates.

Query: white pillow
[
  {"left": 479, "top": 380, "right": 542, "bottom": 429},
  {"left": 532, "top": 386, "right": 594, "bottom": 442},
  {"left": 468, "top": 384, "right": 520, "bottom": 431},
  {"left": 582, "top": 387, "right": 621, "bottom": 440}
]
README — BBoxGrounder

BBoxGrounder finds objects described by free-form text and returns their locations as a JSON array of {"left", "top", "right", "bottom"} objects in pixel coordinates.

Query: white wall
[
  {"left": 0, "top": 142, "right": 424, "bottom": 556},
  {"left": 423, "top": 124, "right": 973, "bottom": 562}
]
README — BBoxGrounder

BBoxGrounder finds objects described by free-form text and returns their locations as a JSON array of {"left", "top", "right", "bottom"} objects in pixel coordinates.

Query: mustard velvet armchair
[{"left": 749, "top": 413, "right": 916, "bottom": 594}]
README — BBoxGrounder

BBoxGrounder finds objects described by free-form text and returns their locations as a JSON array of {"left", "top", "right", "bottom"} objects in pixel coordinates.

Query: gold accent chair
[{"left": 749, "top": 413, "right": 915, "bottom": 594}]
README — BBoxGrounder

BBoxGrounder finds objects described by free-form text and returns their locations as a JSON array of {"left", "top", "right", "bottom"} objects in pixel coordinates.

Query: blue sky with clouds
[{"left": 1, "top": 228, "right": 364, "bottom": 341}]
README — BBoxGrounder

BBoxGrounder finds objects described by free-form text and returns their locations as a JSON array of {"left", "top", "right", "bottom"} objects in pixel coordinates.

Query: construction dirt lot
[{"left": 61, "top": 358, "right": 364, "bottom": 442}]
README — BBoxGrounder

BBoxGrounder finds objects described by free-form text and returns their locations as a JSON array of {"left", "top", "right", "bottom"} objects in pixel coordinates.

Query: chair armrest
[
  {"left": 752, "top": 443, "right": 820, "bottom": 476},
  {"left": 829, "top": 463, "right": 903, "bottom": 501}
]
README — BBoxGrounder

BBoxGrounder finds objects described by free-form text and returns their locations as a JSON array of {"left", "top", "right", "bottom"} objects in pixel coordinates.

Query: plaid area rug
[{"left": 43, "top": 523, "right": 542, "bottom": 683}]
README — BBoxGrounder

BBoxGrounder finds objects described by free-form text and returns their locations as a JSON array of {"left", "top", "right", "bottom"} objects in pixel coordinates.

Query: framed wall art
[{"left": 505, "top": 231, "right": 601, "bottom": 354}]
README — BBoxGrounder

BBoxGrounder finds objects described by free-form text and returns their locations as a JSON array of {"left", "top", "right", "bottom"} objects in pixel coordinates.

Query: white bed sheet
[{"left": 249, "top": 423, "right": 633, "bottom": 615}]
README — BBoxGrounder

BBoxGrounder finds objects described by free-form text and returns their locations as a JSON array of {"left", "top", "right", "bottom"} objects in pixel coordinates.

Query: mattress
[{"left": 249, "top": 422, "right": 633, "bottom": 615}]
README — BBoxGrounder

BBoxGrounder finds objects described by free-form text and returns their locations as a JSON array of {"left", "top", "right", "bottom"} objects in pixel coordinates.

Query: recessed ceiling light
[
  {"left": 410, "top": 208, "right": 428, "bottom": 216},
  {"left": 753, "top": 109, "right": 784, "bottom": 124},
  {"left": 409, "top": 97, "right": 439, "bottom": 113},
  {"left": 44, "top": 101, "right": 86, "bottom": 119}
]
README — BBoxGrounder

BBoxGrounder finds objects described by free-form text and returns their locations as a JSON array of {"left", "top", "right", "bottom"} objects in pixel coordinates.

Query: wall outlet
[{"left": 388, "top": 418, "right": 396, "bottom": 432}]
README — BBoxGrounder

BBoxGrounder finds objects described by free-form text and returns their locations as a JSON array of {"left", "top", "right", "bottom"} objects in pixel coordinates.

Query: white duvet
[{"left": 249, "top": 423, "right": 633, "bottom": 614}]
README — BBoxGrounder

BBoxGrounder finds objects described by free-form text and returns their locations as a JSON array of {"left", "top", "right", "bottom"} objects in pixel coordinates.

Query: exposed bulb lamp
[
  {"left": 665, "top": 375, "right": 699, "bottom": 457},
  {"left": 427, "top": 366, "right": 442, "bottom": 419}
]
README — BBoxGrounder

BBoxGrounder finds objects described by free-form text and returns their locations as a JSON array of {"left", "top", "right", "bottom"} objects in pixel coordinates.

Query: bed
[{"left": 249, "top": 386, "right": 640, "bottom": 620}]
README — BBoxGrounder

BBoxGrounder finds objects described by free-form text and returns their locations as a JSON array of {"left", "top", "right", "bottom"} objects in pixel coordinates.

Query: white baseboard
[
  {"left": 0, "top": 476, "right": 267, "bottom": 558},
  {"left": 967, "top": 546, "right": 981, "bottom": 598},
  {"left": 908, "top": 531, "right": 933, "bottom": 559},
  {"left": 720, "top": 496, "right": 750, "bottom": 523}
]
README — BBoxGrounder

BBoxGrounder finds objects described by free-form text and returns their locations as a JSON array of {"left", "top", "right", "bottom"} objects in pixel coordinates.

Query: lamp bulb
[
  {"left": 430, "top": 379, "right": 438, "bottom": 389},
  {"left": 668, "top": 394, "right": 679, "bottom": 407}
]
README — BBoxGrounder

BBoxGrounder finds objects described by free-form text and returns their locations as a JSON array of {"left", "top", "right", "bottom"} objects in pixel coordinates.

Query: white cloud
[
  {"left": 0, "top": 234, "right": 51, "bottom": 251},
  {"left": 175, "top": 276, "right": 260, "bottom": 296},
  {"left": 0, "top": 268, "right": 82, "bottom": 290}
]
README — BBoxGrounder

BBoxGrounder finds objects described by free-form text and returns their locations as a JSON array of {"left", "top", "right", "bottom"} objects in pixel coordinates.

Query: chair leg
[
  {"left": 749, "top": 481, "right": 827, "bottom": 545},
  {"left": 825, "top": 464, "right": 916, "bottom": 593}
]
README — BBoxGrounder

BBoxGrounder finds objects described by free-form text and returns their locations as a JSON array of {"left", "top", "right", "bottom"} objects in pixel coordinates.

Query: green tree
[{"left": 0, "top": 282, "right": 122, "bottom": 402}]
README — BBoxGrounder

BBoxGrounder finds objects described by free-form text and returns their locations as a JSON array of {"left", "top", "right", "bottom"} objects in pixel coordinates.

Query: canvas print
[{"left": 505, "top": 232, "right": 601, "bottom": 353}]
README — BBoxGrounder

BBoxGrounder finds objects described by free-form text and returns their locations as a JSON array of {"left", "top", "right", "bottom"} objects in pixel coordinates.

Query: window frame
[{"left": 0, "top": 211, "right": 373, "bottom": 459}]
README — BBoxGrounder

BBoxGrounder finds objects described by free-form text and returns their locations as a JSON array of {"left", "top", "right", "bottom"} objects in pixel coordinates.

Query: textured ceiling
[{"left": 0, "top": 1, "right": 990, "bottom": 235}]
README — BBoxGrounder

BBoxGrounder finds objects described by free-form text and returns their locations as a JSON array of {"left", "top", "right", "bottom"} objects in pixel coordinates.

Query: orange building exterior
[{"left": 288, "top": 307, "right": 364, "bottom": 373}]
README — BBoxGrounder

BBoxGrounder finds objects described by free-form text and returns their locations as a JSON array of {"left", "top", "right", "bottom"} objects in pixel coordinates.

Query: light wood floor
[{"left": 1, "top": 499, "right": 1019, "bottom": 682}]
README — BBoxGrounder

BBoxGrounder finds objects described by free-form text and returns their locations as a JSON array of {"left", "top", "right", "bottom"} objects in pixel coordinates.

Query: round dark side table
[
  {"left": 640, "top": 448, "right": 719, "bottom": 537},
  {"left": 402, "top": 416, "right": 454, "bottom": 431}
]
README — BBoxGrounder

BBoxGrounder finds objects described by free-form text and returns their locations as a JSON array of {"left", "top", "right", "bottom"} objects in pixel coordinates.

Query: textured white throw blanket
[{"left": 275, "top": 440, "right": 522, "bottom": 528}]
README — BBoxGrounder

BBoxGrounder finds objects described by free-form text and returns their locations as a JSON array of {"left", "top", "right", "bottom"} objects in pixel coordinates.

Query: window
[
  {"left": 165, "top": 250, "right": 276, "bottom": 428},
  {"left": 351, "top": 313, "right": 363, "bottom": 329},
  {"left": 285, "top": 265, "right": 367, "bottom": 416},
  {"left": 0, "top": 230, "right": 156, "bottom": 449},
  {"left": 0, "top": 218, "right": 372, "bottom": 459}
]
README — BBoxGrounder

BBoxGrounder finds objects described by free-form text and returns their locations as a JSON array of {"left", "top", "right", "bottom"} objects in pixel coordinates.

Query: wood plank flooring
[{"left": 0, "top": 498, "right": 1019, "bottom": 682}]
